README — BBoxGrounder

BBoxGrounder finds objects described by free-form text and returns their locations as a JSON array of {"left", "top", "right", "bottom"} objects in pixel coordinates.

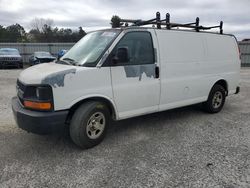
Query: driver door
[{"left": 108, "top": 31, "right": 160, "bottom": 119}]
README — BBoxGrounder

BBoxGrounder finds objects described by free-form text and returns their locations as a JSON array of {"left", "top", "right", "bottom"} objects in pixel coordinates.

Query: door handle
[{"left": 155, "top": 66, "right": 159, "bottom": 78}]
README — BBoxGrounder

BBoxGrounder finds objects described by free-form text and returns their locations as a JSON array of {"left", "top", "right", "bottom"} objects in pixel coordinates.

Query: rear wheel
[
  {"left": 69, "top": 101, "right": 110, "bottom": 149},
  {"left": 203, "top": 84, "right": 226, "bottom": 113}
]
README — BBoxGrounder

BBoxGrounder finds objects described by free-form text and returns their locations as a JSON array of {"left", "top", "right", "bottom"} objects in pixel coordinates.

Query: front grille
[{"left": 2, "top": 57, "right": 19, "bottom": 61}]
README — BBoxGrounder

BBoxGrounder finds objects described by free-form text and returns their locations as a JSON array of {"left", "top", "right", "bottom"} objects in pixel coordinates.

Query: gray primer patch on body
[
  {"left": 124, "top": 64, "right": 155, "bottom": 81},
  {"left": 41, "top": 69, "right": 76, "bottom": 88}
]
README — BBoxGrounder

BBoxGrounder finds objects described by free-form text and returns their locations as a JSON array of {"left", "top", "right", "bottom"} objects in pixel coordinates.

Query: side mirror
[{"left": 113, "top": 47, "right": 129, "bottom": 64}]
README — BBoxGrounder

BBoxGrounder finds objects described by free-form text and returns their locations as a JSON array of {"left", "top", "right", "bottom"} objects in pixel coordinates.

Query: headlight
[
  {"left": 23, "top": 85, "right": 53, "bottom": 111},
  {"left": 35, "top": 86, "right": 52, "bottom": 100}
]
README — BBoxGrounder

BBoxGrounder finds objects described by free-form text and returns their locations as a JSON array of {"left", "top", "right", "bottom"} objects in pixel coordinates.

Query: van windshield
[{"left": 61, "top": 30, "right": 120, "bottom": 66}]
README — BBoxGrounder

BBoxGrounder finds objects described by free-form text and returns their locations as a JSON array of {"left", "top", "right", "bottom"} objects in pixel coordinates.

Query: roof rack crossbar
[
  {"left": 120, "top": 18, "right": 157, "bottom": 26},
  {"left": 169, "top": 22, "right": 197, "bottom": 27},
  {"left": 119, "top": 12, "right": 223, "bottom": 34},
  {"left": 120, "top": 19, "right": 142, "bottom": 23},
  {"left": 137, "top": 18, "right": 157, "bottom": 26}
]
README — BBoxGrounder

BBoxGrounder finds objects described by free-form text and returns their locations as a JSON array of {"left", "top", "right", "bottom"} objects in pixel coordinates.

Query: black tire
[
  {"left": 203, "top": 84, "right": 226, "bottom": 113},
  {"left": 69, "top": 101, "right": 110, "bottom": 149}
]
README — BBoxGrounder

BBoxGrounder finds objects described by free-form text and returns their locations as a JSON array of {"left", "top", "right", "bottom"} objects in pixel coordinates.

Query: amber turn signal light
[{"left": 24, "top": 100, "right": 52, "bottom": 110}]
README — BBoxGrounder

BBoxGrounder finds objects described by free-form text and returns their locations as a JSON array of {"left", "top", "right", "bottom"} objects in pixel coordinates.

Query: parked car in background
[
  {"left": 0, "top": 48, "right": 23, "bottom": 68},
  {"left": 57, "top": 49, "right": 68, "bottom": 60},
  {"left": 29, "top": 51, "right": 56, "bottom": 66}
]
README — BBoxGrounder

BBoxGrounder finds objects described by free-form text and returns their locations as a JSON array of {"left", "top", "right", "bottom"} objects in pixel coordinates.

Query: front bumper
[
  {"left": 12, "top": 97, "right": 69, "bottom": 134},
  {"left": 0, "top": 61, "right": 22, "bottom": 67}
]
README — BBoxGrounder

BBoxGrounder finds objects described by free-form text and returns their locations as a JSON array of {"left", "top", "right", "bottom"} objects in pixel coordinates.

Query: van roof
[{"left": 103, "top": 27, "right": 235, "bottom": 39}]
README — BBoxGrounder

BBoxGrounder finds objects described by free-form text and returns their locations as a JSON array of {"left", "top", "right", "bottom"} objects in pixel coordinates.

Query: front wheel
[
  {"left": 203, "top": 84, "right": 226, "bottom": 113},
  {"left": 69, "top": 101, "right": 110, "bottom": 149}
]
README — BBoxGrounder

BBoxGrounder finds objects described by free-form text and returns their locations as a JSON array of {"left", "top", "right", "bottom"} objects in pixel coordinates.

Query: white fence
[
  {"left": 0, "top": 42, "right": 250, "bottom": 65},
  {"left": 0, "top": 43, "right": 75, "bottom": 63}
]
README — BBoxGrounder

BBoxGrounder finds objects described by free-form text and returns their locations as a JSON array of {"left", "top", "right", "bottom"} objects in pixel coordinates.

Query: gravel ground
[{"left": 0, "top": 68, "right": 250, "bottom": 188}]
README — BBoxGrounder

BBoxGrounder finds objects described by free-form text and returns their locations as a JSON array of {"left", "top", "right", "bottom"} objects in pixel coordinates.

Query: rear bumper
[{"left": 12, "top": 97, "right": 68, "bottom": 134}]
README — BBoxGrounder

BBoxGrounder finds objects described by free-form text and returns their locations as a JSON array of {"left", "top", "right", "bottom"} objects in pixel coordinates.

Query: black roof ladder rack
[{"left": 120, "top": 12, "right": 224, "bottom": 34}]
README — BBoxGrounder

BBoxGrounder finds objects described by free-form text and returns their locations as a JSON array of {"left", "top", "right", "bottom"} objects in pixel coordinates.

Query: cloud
[{"left": 0, "top": 0, "right": 249, "bottom": 40}]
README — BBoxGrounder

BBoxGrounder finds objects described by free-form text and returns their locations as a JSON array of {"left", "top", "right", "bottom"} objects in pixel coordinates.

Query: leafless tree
[{"left": 30, "top": 18, "right": 54, "bottom": 32}]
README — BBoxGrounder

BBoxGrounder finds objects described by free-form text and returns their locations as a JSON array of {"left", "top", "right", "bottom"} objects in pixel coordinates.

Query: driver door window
[{"left": 113, "top": 31, "right": 154, "bottom": 65}]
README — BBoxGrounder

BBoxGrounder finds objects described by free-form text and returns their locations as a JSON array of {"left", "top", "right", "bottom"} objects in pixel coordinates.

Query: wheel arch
[
  {"left": 211, "top": 79, "right": 228, "bottom": 96},
  {"left": 66, "top": 96, "right": 117, "bottom": 124}
]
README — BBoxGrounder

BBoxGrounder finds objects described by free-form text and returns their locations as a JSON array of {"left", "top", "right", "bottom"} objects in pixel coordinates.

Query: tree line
[
  {"left": 0, "top": 18, "right": 86, "bottom": 43},
  {"left": 0, "top": 16, "right": 122, "bottom": 43}
]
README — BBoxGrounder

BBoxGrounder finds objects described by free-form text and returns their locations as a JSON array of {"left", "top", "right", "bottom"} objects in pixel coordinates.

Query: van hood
[{"left": 19, "top": 63, "right": 80, "bottom": 86}]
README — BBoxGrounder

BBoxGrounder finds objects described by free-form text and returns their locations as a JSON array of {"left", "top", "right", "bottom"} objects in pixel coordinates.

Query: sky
[{"left": 0, "top": 0, "right": 249, "bottom": 40}]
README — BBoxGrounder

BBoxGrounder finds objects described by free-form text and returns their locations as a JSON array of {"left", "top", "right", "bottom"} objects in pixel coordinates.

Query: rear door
[{"left": 107, "top": 31, "right": 160, "bottom": 119}]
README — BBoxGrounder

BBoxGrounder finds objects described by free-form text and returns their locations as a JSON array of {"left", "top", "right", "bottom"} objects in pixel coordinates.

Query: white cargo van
[{"left": 12, "top": 13, "right": 240, "bottom": 149}]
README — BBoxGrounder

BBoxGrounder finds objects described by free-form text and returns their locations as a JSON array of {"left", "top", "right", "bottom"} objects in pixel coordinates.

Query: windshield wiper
[
  {"left": 62, "top": 58, "right": 78, "bottom": 65},
  {"left": 56, "top": 59, "right": 72, "bottom": 65}
]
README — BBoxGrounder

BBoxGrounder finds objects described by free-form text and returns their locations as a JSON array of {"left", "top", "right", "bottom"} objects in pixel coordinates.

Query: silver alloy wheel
[
  {"left": 212, "top": 91, "right": 223, "bottom": 109},
  {"left": 86, "top": 112, "right": 106, "bottom": 139}
]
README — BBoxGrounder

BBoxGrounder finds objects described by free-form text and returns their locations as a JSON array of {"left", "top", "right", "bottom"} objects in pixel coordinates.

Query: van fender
[{"left": 68, "top": 94, "right": 118, "bottom": 120}]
